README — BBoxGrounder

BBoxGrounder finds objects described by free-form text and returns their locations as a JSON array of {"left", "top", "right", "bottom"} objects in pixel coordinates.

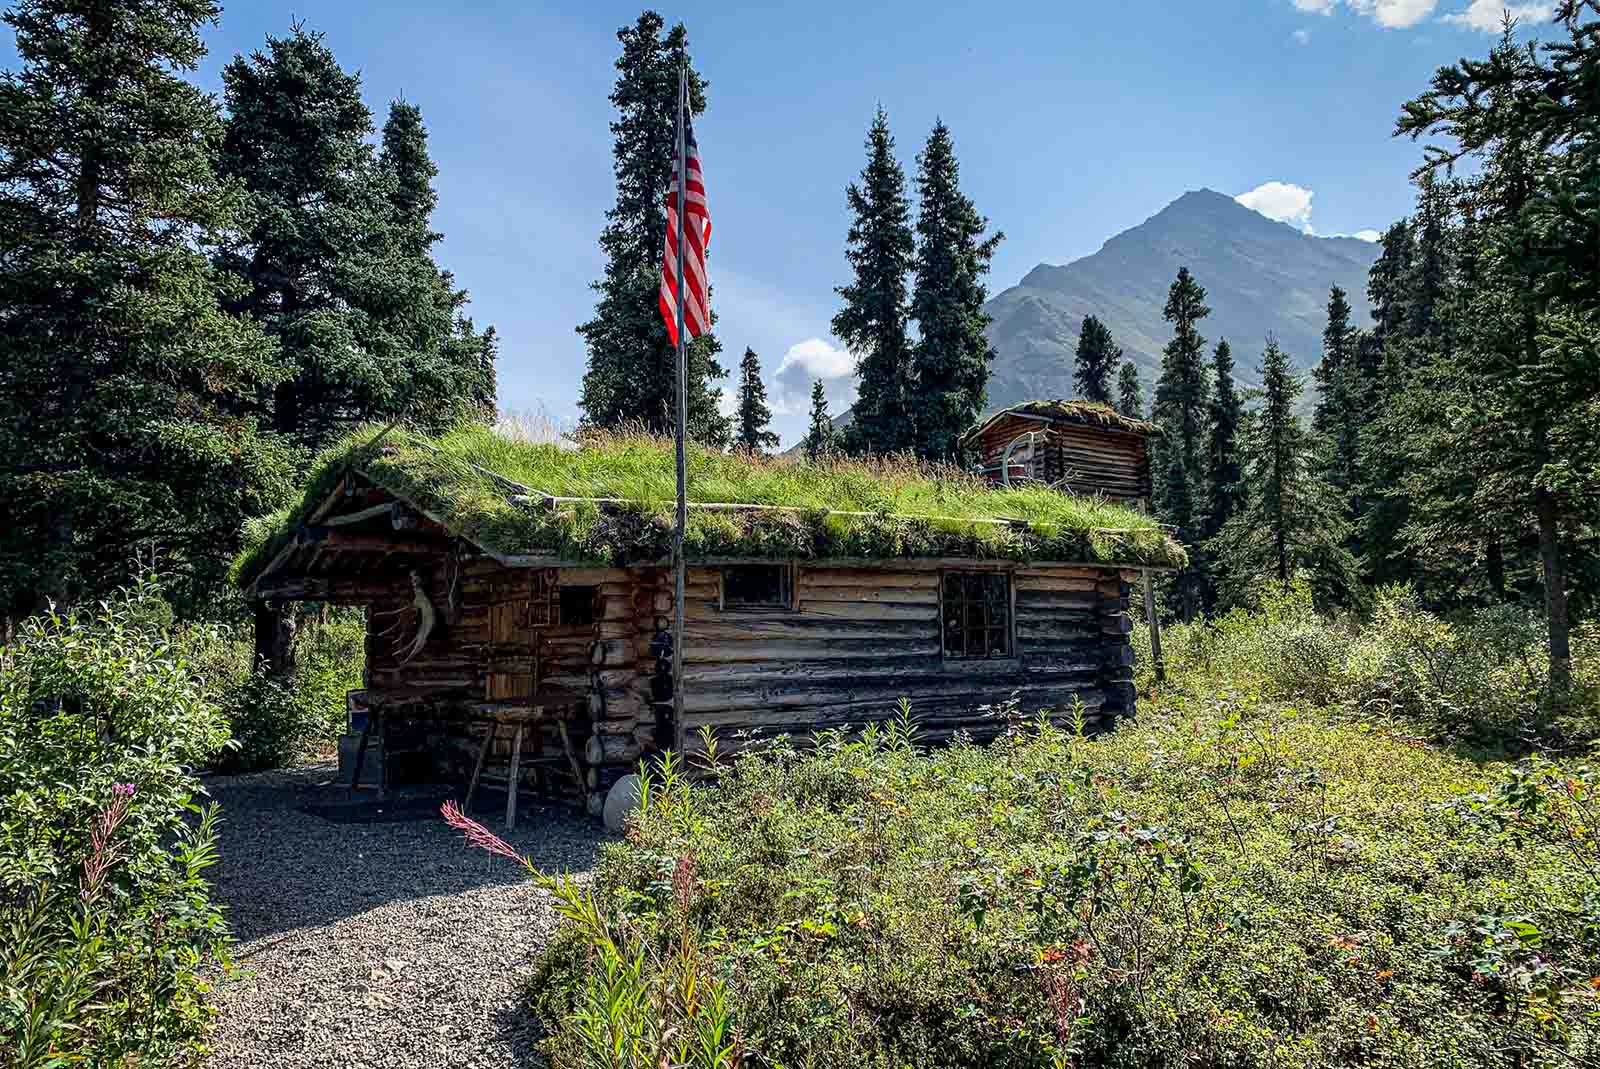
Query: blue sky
[{"left": 11, "top": 1, "right": 1559, "bottom": 444}]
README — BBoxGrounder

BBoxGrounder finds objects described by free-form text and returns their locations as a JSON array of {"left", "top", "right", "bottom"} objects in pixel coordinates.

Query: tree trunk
[
  {"left": 1534, "top": 427, "right": 1571, "bottom": 697},
  {"left": 1486, "top": 539, "right": 1507, "bottom": 603},
  {"left": 253, "top": 601, "right": 298, "bottom": 680}
]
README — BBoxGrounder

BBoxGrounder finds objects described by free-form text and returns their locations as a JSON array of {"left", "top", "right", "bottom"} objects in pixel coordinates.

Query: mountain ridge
[{"left": 981, "top": 188, "right": 1380, "bottom": 408}]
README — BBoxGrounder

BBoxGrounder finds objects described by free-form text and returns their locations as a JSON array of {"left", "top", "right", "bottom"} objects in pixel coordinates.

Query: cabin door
[{"left": 483, "top": 569, "right": 557, "bottom": 702}]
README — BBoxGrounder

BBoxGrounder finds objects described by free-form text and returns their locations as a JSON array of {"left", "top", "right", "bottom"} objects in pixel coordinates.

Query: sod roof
[
  {"left": 961, "top": 400, "right": 1157, "bottom": 443},
  {"left": 232, "top": 424, "right": 1186, "bottom": 587}
]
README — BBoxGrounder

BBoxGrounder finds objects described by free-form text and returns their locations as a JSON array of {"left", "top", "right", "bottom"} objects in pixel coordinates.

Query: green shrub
[
  {"left": 1137, "top": 579, "right": 1599, "bottom": 751},
  {"left": 187, "top": 606, "right": 364, "bottom": 774},
  {"left": 0, "top": 582, "right": 233, "bottom": 1068},
  {"left": 498, "top": 702, "right": 1598, "bottom": 1068}
]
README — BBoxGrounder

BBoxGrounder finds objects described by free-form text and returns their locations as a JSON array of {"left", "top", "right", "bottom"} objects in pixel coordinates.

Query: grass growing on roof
[{"left": 232, "top": 423, "right": 1186, "bottom": 584}]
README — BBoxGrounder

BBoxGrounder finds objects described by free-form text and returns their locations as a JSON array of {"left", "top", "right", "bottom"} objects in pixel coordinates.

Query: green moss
[{"left": 232, "top": 423, "right": 1187, "bottom": 586}]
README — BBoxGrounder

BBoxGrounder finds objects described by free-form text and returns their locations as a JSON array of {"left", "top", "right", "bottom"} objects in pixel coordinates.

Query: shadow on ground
[{"left": 205, "top": 762, "right": 607, "bottom": 944}]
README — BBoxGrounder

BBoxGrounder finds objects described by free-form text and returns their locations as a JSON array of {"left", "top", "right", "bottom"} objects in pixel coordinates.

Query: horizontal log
[
  {"left": 589, "top": 639, "right": 633, "bottom": 666},
  {"left": 586, "top": 734, "right": 643, "bottom": 766},
  {"left": 785, "top": 602, "right": 937, "bottom": 623},
  {"left": 1014, "top": 591, "right": 1101, "bottom": 612},
  {"left": 591, "top": 716, "right": 642, "bottom": 737},
  {"left": 678, "top": 670, "right": 1101, "bottom": 715},
  {"left": 1014, "top": 621, "right": 1104, "bottom": 640},
  {"left": 799, "top": 571, "right": 938, "bottom": 590},
  {"left": 590, "top": 668, "right": 639, "bottom": 690},
  {"left": 1011, "top": 575, "right": 1102, "bottom": 592},
  {"left": 798, "top": 587, "right": 940, "bottom": 605},
  {"left": 682, "top": 638, "right": 944, "bottom": 664},
  {"left": 684, "top": 615, "right": 939, "bottom": 641},
  {"left": 680, "top": 653, "right": 941, "bottom": 686},
  {"left": 300, "top": 530, "right": 450, "bottom": 554},
  {"left": 681, "top": 686, "right": 1108, "bottom": 729}
]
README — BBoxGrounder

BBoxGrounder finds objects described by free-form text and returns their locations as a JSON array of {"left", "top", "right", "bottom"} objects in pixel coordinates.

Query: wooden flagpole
[{"left": 671, "top": 66, "right": 689, "bottom": 756}]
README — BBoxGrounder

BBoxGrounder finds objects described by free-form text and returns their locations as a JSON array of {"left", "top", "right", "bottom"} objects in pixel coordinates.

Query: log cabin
[
  {"left": 963, "top": 400, "right": 1156, "bottom": 507},
  {"left": 233, "top": 424, "right": 1183, "bottom": 819}
]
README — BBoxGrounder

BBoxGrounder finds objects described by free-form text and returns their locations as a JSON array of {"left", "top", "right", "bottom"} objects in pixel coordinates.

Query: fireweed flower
[
  {"left": 441, "top": 800, "right": 524, "bottom": 864},
  {"left": 79, "top": 791, "right": 134, "bottom": 901}
]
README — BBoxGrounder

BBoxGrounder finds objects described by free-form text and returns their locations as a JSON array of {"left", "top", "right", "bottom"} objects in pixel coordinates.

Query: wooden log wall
[
  {"left": 364, "top": 561, "right": 625, "bottom": 798},
  {"left": 670, "top": 563, "right": 1138, "bottom": 756},
  {"left": 355, "top": 556, "right": 1138, "bottom": 801}
]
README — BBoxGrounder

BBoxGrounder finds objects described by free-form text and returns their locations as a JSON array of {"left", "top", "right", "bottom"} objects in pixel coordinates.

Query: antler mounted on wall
[{"left": 372, "top": 569, "right": 437, "bottom": 664}]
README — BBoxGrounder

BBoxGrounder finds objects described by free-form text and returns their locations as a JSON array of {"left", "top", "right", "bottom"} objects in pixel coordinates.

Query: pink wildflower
[
  {"left": 79, "top": 792, "right": 133, "bottom": 901},
  {"left": 440, "top": 800, "right": 525, "bottom": 864}
]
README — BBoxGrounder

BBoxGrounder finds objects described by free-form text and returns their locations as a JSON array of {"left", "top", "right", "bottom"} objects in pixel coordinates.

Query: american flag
[{"left": 658, "top": 109, "right": 710, "bottom": 347}]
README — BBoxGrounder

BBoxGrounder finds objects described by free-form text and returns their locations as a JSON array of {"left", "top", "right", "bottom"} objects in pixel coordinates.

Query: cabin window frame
[
  {"left": 939, "top": 568, "right": 1016, "bottom": 662},
  {"left": 718, "top": 563, "right": 796, "bottom": 612}
]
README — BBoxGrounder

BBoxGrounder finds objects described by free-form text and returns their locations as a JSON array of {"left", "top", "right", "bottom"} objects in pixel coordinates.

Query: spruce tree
[
  {"left": 1208, "top": 338, "right": 1357, "bottom": 608},
  {"left": 378, "top": 99, "right": 498, "bottom": 416},
  {"left": 219, "top": 28, "right": 491, "bottom": 453},
  {"left": 1116, "top": 361, "right": 1145, "bottom": 421},
  {"left": 1393, "top": 13, "right": 1600, "bottom": 692},
  {"left": 907, "top": 121, "right": 1003, "bottom": 462},
  {"left": 577, "top": 12, "right": 728, "bottom": 445},
  {"left": 1151, "top": 267, "right": 1211, "bottom": 618},
  {"left": 1312, "top": 286, "right": 1355, "bottom": 439},
  {"left": 1203, "top": 339, "right": 1244, "bottom": 541},
  {"left": 833, "top": 108, "right": 915, "bottom": 455},
  {"left": 1367, "top": 219, "right": 1415, "bottom": 351},
  {"left": 1153, "top": 268, "right": 1211, "bottom": 533},
  {"left": 380, "top": 100, "right": 441, "bottom": 250},
  {"left": 804, "top": 380, "right": 835, "bottom": 460},
  {"left": 0, "top": 0, "right": 292, "bottom": 616},
  {"left": 1073, "top": 315, "right": 1120, "bottom": 405},
  {"left": 734, "top": 347, "right": 778, "bottom": 452},
  {"left": 1313, "top": 286, "right": 1364, "bottom": 530}
]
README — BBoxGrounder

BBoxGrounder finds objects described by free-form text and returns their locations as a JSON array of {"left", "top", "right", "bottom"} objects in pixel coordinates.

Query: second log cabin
[{"left": 234, "top": 424, "right": 1183, "bottom": 815}]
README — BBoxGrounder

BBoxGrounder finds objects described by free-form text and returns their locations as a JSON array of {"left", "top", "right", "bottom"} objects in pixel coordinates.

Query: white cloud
[
  {"left": 770, "top": 338, "right": 858, "bottom": 418},
  {"left": 776, "top": 337, "right": 855, "bottom": 380},
  {"left": 1441, "top": 0, "right": 1552, "bottom": 31},
  {"left": 1294, "top": 0, "right": 1439, "bottom": 28},
  {"left": 1237, "top": 182, "right": 1380, "bottom": 241},
  {"left": 1236, "top": 181, "right": 1316, "bottom": 231},
  {"left": 1359, "top": 0, "right": 1439, "bottom": 28},
  {"left": 1292, "top": 27, "right": 1313, "bottom": 43}
]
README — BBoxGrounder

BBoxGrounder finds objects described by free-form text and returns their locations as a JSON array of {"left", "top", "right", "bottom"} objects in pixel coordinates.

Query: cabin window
[
  {"left": 721, "top": 564, "right": 793, "bottom": 610},
  {"left": 559, "top": 585, "right": 597, "bottom": 627},
  {"left": 941, "top": 571, "right": 1012, "bottom": 659}
]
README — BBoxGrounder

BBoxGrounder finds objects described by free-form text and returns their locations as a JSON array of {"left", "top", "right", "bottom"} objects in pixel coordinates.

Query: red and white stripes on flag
[{"left": 659, "top": 112, "right": 710, "bottom": 347}]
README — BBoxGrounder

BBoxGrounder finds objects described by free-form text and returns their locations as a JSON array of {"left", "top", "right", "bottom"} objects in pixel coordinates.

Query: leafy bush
[
  {"left": 0, "top": 583, "right": 233, "bottom": 1068},
  {"left": 497, "top": 702, "right": 1598, "bottom": 1068},
  {"left": 183, "top": 606, "right": 364, "bottom": 774},
  {"left": 1137, "top": 578, "right": 1599, "bottom": 751}
]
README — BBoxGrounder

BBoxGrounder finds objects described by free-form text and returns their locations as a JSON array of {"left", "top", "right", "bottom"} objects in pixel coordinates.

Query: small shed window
[
  {"left": 722, "top": 564, "right": 792, "bottom": 610},
  {"left": 941, "top": 571, "right": 1012, "bottom": 659},
  {"left": 559, "top": 585, "right": 597, "bottom": 627}
]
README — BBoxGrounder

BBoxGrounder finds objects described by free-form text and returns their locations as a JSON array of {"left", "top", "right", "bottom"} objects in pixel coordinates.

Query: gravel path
[{"left": 204, "top": 763, "right": 607, "bottom": 1069}]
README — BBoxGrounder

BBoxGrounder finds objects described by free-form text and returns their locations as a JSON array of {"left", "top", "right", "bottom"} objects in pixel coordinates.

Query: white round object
[{"left": 602, "top": 774, "right": 643, "bottom": 833}]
